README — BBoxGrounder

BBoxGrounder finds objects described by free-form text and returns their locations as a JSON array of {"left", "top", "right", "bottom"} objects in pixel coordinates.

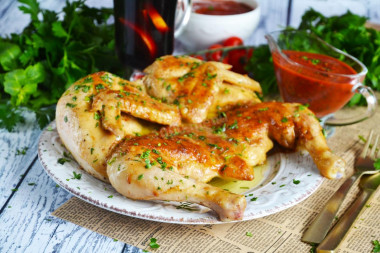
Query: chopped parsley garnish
[
  {"left": 72, "top": 171, "right": 82, "bottom": 180},
  {"left": 198, "top": 136, "right": 206, "bottom": 141},
  {"left": 16, "top": 147, "right": 28, "bottom": 155},
  {"left": 94, "top": 112, "right": 101, "bottom": 120},
  {"left": 258, "top": 107, "right": 269, "bottom": 111},
  {"left": 28, "top": 183, "right": 36, "bottom": 186},
  {"left": 143, "top": 159, "right": 151, "bottom": 168},
  {"left": 372, "top": 240, "right": 380, "bottom": 253},
  {"left": 107, "top": 157, "right": 116, "bottom": 165},
  {"left": 57, "top": 157, "right": 70, "bottom": 165},
  {"left": 293, "top": 179, "right": 300, "bottom": 184},
  {"left": 138, "top": 174, "right": 144, "bottom": 180},
  {"left": 149, "top": 238, "right": 160, "bottom": 249},
  {"left": 374, "top": 159, "right": 380, "bottom": 170},
  {"left": 250, "top": 197, "right": 258, "bottom": 201},
  {"left": 208, "top": 143, "right": 222, "bottom": 149},
  {"left": 246, "top": 232, "right": 253, "bottom": 237},
  {"left": 298, "top": 104, "right": 309, "bottom": 111},
  {"left": 279, "top": 184, "right": 285, "bottom": 187},
  {"left": 206, "top": 72, "right": 217, "bottom": 80},
  {"left": 178, "top": 72, "right": 195, "bottom": 82},
  {"left": 95, "top": 84, "right": 105, "bottom": 90},
  {"left": 213, "top": 123, "right": 226, "bottom": 134},
  {"left": 140, "top": 150, "right": 151, "bottom": 159},
  {"left": 219, "top": 112, "right": 227, "bottom": 118},
  {"left": 108, "top": 195, "right": 113, "bottom": 198},
  {"left": 64, "top": 116, "right": 68, "bottom": 123},
  {"left": 281, "top": 117, "right": 288, "bottom": 123},
  {"left": 228, "top": 120, "right": 239, "bottom": 130}
]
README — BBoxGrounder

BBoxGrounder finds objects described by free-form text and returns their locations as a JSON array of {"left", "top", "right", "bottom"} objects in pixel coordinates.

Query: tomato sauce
[
  {"left": 193, "top": 1, "right": 253, "bottom": 15},
  {"left": 272, "top": 50, "right": 360, "bottom": 117}
]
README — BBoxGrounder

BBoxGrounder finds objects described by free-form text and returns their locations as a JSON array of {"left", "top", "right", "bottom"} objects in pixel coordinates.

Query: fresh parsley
[
  {"left": 374, "top": 159, "right": 380, "bottom": 171},
  {"left": 149, "top": 238, "right": 160, "bottom": 249},
  {"left": 0, "top": 0, "right": 124, "bottom": 131},
  {"left": 57, "top": 157, "right": 70, "bottom": 165},
  {"left": 72, "top": 171, "right": 82, "bottom": 180},
  {"left": 372, "top": 240, "right": 380, "bottom": 253}
]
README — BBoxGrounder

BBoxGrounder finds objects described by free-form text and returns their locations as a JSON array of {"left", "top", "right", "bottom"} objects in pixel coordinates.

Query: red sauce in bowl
[
  {"left": 272, "top": 50, "right": 360, "bottom": 117},
  {"left": 193, "top": 1, "right": 254, "bottom": 15}
]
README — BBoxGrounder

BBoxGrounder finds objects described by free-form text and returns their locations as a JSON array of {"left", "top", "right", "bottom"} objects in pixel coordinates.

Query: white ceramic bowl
[{"left": 178, "top": 0, "right": 260, "bottom": 51}]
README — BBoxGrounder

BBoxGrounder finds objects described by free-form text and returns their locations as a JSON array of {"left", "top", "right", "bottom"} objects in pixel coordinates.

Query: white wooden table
[{"left": 0, "top": 0, "right": 379, "bottom": 252}]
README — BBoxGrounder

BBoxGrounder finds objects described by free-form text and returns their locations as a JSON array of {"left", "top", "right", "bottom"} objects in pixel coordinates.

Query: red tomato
[
  {"left": 206, "top": 44, "right": 224, "bottom": 61},
  {"left": 223, "top": 36, "right": 244, "bottom": 47},
  {"left": 190, "top": 54, "right": 205, "bottom": 61},
  {"left": 227, "top": 48, "right": 252, "bottom": 74}
]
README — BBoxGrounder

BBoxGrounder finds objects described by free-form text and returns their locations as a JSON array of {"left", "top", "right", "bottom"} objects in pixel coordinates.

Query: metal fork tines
[
  {"left": 356, "top": 130, "right": 379, "bottom": 170},
  {"left": 302, "top": 130, "right": 380, "bottom": 244}
]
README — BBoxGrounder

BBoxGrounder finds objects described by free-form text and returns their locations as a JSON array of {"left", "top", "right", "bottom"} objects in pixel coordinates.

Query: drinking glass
[
  {"left": 265, "top": 30, "right": 377, "bottom": 126},
  {"left": 113, "top": 0, "right": 192, "bottom": 70}
]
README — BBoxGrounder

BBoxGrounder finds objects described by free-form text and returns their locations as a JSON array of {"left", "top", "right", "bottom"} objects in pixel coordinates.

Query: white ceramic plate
[{"left": 38, "top": 122, "right": 324, "bottom": 224}]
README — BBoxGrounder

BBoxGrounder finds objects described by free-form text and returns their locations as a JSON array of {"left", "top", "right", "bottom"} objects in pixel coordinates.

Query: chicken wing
[{"left": 142, "top": 55, "right": 262, "bottom": 123}]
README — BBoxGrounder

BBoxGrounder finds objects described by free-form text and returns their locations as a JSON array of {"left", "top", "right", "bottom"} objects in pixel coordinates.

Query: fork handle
[
  {"left": 316, "top": 188, "right": 374, "bottom": 252},
  {"left": 302, "top": 173, "right": 360, "bottom": 244}
]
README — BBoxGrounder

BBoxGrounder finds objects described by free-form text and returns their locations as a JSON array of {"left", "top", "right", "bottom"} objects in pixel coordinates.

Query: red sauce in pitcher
[
  {"left": 193, "top": 1, "right": 253, "bottom": 15},
  {"left": 272, "top": 50, "right": 359, "bottom": 117}
]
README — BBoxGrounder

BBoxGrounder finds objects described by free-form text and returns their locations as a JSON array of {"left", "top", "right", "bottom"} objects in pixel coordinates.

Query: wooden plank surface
[
  {"left": 0, "top": 117, "right": 41, "bottom": 209},
  {"left": 247, "top": 0, "right": 290, "bottom": 46},
  {"left": 0, "top": 158, "right": 140, "bottom": 253}
]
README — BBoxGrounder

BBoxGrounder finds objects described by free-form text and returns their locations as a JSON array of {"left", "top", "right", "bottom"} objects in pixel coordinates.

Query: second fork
[{"left": 302, "top": 130, "right": 379, "bottom": 244}]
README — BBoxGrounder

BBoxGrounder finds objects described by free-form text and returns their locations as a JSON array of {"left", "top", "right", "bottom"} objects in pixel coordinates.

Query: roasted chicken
[
  {"left": 56, "top": 59, "right": 345, "bottom": 221},
  {"left": 143, "top": 55, "right": 262, "bottom": 122},
  {"left": 107, "top": 102, "right": 345, "bottom": 221}
]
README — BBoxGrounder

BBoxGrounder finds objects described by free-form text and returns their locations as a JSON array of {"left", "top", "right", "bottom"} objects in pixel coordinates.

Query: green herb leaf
[
  {"left": 72, "top": 171, "right": 82, "bottom": 180},
  {"left": 372, "top": 240, "right": 380, "bottom": 253},
  {"left": 149, "top": 238, "right": 160, "bottom": 249},
  {"left": 0, "top": 41, "right": 21, "bottom": 71},
  {"left": 374, "top": 159, "right": 380, "bottom": 171}
]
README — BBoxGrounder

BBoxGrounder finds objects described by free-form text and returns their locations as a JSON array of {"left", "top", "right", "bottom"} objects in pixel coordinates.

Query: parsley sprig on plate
[{"left": 0, "top": 0, "right": 124, "bottom": 131}]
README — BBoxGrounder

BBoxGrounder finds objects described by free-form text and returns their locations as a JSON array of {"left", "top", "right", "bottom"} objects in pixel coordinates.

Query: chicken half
[
  {"left": 107, "top": 102, "right": 345, "bottom": 221},
  {"left": 56, "top": 72, "right": 181, "bottom": 181},
  {"left": 143, "top": 55, "right": 262, "bottom": 122}
]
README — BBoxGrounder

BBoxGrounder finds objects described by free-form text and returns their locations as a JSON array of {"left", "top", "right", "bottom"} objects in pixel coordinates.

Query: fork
[{"left": 302, "top": 130, "right": 380, "bottom": 244}]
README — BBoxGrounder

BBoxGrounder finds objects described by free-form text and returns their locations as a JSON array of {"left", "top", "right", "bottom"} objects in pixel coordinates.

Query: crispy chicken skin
[
  {"left": 143, "top": 55, "right": 262, "bottom": 122},
  {"left": 56, "top": 72, "right": 180, "bottom": 181},
  {"left": 56, "top": 64, "right": 345, "bottom": 221},
  {"left": 106, "top": 102, "right": 345, "bottom": 221}
]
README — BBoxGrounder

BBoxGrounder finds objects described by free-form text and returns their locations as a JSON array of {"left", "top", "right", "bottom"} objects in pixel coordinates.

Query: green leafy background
[{"left": 0, "top": 0, "right": 123, "bottom": 130}]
